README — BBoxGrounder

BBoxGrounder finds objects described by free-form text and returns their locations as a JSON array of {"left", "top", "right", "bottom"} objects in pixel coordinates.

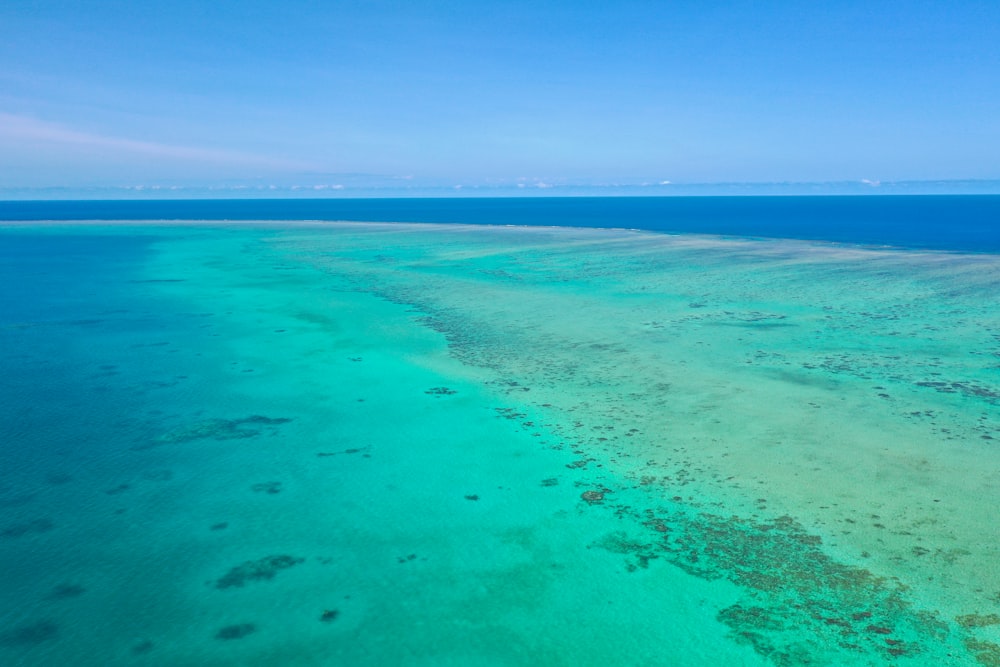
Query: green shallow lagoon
[{"left": 2, "top": 222, "right": 999, "bottom": 665}]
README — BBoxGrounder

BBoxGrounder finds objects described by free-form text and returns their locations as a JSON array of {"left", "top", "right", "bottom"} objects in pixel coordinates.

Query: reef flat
[{"left": 1, "top": 221, "right": 998, "bottom": 665}]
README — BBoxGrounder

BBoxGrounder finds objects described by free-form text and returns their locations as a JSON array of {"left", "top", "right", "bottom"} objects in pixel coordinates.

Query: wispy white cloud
[{"left": 0, "top": 112, "right": 309, "bottom": 170}]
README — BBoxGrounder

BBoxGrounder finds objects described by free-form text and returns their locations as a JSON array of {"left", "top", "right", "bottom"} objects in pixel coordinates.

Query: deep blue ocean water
[{"left": 1, "top": 195, "right": 998, "bottom": 252}]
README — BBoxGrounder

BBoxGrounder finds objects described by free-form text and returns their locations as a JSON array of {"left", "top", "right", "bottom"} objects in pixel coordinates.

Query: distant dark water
[{"left": 1, "top": 195, "right": 998, "bottom": 252}]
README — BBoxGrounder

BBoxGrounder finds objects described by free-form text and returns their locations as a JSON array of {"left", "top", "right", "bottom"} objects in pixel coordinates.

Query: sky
[{"left": 1, "top": 0, "right": 999, "bottom": 194}]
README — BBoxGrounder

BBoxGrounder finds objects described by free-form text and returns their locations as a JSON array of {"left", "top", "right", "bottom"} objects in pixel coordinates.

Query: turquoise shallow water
[{"left": 1, "top": 221, "right": 999, "bottom": 665}]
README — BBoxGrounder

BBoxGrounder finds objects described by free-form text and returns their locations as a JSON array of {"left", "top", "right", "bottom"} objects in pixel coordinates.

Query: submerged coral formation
[
  {"left": 215, "top": 623, "right": 257, "bottom": 640},
  {"left": 958, "top": 614, "right": 1000, "bottom": 629},
  {"left": 0, "top": 620, "right": 58, "bottom": 647},
  {"left": 966, "top": 639, "right": 1000, "bottom": 666},
  {"left": 646, "top": 509, "right": 951, "bottom": 662},
  {"left": 1, "top": 518, "right": 54, "bottom": 539},
  {"left": 292, "top": 225, "right": 1000, "bottom": 664},
  {"left": 45, "top": 583, "right": 86, "bottom": 601},
  {"left": 250, "top": 481, "right": 282, "bottom": 495},
  {"left": 214, "top": 555, "right": 304, "bottom": 589},
  {"left": 139, "top": 415, "right": 292, "bottom": 449},
  {"left": 130, "top": 640, "right": 154, "bottom": 655}
]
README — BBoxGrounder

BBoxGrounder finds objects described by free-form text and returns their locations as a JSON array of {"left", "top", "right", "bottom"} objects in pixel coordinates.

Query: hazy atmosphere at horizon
[{"left": 1, "top": 0, "right": 999, "bottom": 194}]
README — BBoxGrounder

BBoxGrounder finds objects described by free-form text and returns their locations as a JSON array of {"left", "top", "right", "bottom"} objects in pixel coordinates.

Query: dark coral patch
[
  {"left": 0, "top": 620, "right": 58, "bottom": 646},
  {"left": 251, "top": 481, "right": 282, "bottom": 495},
  {"left": 957, "top": 613, "right": 1000, "bottom": 629},
  {"left": 1, "top": 518, "right": 54, "bottom": 539},
  {"left": 214, "top": 555, "right": 304, "bottom": 589},
  {"left": 46, "top": 583, "right": 85, "bottom": 600},
  {"left": 650, "top": 510, "right": 951, "bottom": 663},
  {"left": 215, "top": 623, "right": 256, "bottom": 640},
  {"left": 139, "top": 415, "right": 293, "bottom": 449},
  {"left": 131, "top": 639, "right": 154, "bottom": 655}
]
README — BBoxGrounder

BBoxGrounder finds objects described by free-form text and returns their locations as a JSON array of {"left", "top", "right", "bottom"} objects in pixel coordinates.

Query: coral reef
[
  {"left": 138, "top": 415, "right": 292, "bottom": 449},
  {"left": 251, "top": 481, "right": 282, "bottom": 495},
  {"left": 1, "top": 518, "right": 54, "bottom": 539},
  {"left": 0, "top": 620, "right": 58, "bottom": 647},
  {"left": 316, "top": 446, "right": 370, "bottom": 457},
  {"left": 424, "top": 386, "right": 457, "bottom": 396},
  {"left": 215, "top": 623, "right": 256, "bottom": 640},
  {"left": 131, "top": 640, "right": 154, "bottom": 654},
  {"left": 649, "top": 509, "right": 949, "bottom": 663},
  {"left": 214, "top": 555, "right": 304, "bottom": 589},
  {"left": 958, "top": 614, "right": 1000, "bottom": 629},
  {"left": 45, "top": 583, "right": 86, "bottom": 600},
  {"left": 591, "top": 531, "right": 660, "bottom": 572}
]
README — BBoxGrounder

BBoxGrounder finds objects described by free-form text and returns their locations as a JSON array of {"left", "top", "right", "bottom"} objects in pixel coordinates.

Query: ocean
[
  {"left": 2, "top": 194, "right": 999, "bottom": 252},
  {"left": 1, "top": 196, "right": 999, "bottom": 665}
]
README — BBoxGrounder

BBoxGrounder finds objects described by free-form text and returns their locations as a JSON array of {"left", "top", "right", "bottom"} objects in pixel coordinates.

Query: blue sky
[{"left": 1, "top": 0, "right": 999, "bottom": 192}]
